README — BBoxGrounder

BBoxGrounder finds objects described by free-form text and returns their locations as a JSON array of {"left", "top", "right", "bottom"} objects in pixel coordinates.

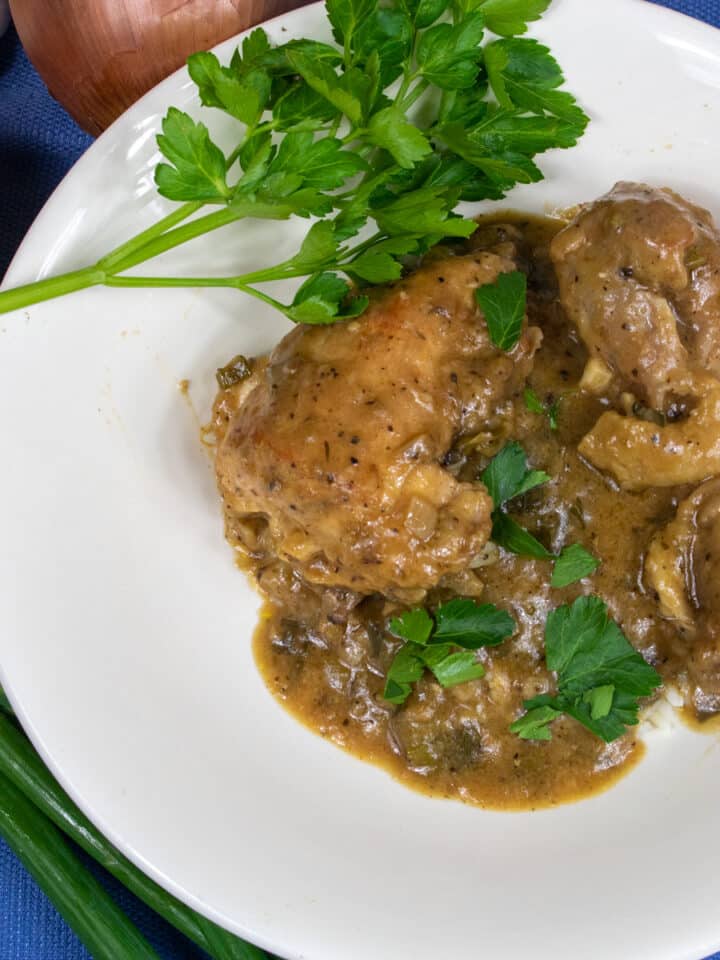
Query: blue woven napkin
[{"left": 1, "top": 1, "right": 720, "bottom": 957}]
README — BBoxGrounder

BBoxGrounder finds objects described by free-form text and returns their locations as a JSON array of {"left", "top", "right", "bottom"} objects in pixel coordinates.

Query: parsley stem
[
  {"left": 235, "top": 265, "right": 306, "bottom": 284},
  {"left": 226, "top": 121, "right": 269, "bottom": 173},
  {"left": 226, "top": 143, "right": 245, "bottom": 171},
  {"left": 0, "top": 206, "right": 375, "bottom": 316},
  {"left": 0, "top": 207, "right": 251, "bottom": 315},
  {"left": 103, "top": 270, "right": 302, "bottom": 289},
  {"left": 438, "top": 89, "right": 452, "bottom": 121},
  {"left": 105, "top": 207, "right": 246, "bottom": 273},
  {"left": 105, "top": 273, "right": 288, "bottom": 314},
  {"left": 0, "top": 201, "right": 206, "bottom": 315},
  {"left": 341, "top": 231, "right": 384, "bottom": 261},
  {"left": 0, "top": 266, "right": 106, "bottom": 314},
  {"left": 97, "top": 201, "right": 203, "bottom": 272},
  {"left": 0, "top": 713, "right": 268, "bottom": 959},
  {"left": 341, "top": 127, "right": 364, "bottom": 145},
  {"left": 394, "top": 71, "right": 415, "bottom": 108},
  {"left": 235, "top": 282, "right": 287, "bottom": 313},
  {"left": 400, "top": 79, "right": 429, "bottom": 112},
  {"left": 104, "top": 275, "right": 244, "bottom": 289}
]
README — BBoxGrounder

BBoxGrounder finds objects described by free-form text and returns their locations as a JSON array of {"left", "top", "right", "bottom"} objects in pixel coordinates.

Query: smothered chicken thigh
[
  {"left": 551, "top": 182, "right": 720, "bottom": 489},
  {"left": 216, "top": 250, "right": 540, "bottom": 598}
]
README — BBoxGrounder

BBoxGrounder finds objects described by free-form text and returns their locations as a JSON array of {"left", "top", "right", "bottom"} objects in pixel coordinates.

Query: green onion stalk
[{"left": 0, "top": 703, "right": 269, "bottom": 960}]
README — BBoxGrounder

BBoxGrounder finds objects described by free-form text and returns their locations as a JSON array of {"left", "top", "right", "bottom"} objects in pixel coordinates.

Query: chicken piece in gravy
[
  {"left": 551, "top": 182, "right": 720, "bottom": 489},
  {"left": 216, "top": 251, "right": 540, "bottom": 600}
]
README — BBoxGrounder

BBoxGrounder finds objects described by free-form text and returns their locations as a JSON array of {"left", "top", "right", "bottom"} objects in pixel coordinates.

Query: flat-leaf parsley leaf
[
  {"left": 481, "top": 441, "right": 549, "bottom": 510},
  {"left": 472, "top": 0, "right": 551, "bottom": 38},
  {"left": 551, "top": 543, "right": 600, "bottom": 588},
  {"left": 491, "top": 512, "right": 553, "bottom": 559},
  {"left": 485, "top": 38, "right": 589, "bottom": 127},
  {"left": 475, "top": 270, "right": 527, "bottom": 351},
  {"left": 524, "top": 386, "right": 560, "bottom": 430},
  {"left": 433, "top": 597, "right": 516, "bottom": 648},
  {"left": 480, "top": 442, "right": 552, "bottom": 558}
]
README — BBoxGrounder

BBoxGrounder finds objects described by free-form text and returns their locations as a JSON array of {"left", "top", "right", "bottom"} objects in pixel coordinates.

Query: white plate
[{"left": 2, "top": 1, "right": 720, "bottom": 958}]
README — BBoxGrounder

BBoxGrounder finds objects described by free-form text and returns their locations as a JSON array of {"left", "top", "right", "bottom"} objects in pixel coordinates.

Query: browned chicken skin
[
  {"left": 216, "top": 251, "right": 540, "bottom": 598},
  {"left": 551, "top": 182, "right": 720, "bottom": 490},
  {"left": 552, "top": 181, "right": 720, "bottom": 406}
]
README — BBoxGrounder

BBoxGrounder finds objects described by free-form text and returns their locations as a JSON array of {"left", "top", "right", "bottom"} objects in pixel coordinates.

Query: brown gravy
[{"left": 211, "top": 214, "right": 713, "bottom": 810}]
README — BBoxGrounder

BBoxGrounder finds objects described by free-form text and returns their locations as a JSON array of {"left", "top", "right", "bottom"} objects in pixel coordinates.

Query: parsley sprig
[
  {"left": 510, "top": 596, "right": 662, "bottom": 742},
  {"left": 383, "top": 599, "right": 515, "bottom": 705},
  {"left": 0, "top": 0, "right": 588, "bottom": 320}
]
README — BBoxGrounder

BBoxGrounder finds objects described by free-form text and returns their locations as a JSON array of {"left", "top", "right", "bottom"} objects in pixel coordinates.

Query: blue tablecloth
[{"left": 1, "top": 2, "right": 720, "bottom": 957}]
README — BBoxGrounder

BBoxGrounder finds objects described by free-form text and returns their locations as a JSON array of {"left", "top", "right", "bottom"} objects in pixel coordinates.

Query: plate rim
[{"left": 3, "top": 3, "right": 720, "bottom": 960}]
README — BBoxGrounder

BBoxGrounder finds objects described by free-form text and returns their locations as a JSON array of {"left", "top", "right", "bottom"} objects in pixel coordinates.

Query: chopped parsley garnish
[
  {"left": 510, "top": 596, "right": 662, "bottom": 742},
  {"left": 481, "top": 442, "right": 600, "bottom": 580},
  {"left": 551, "top": 543, "right": 600, "bottom": 588},
  {"left": 481, "top": 441, "right": 552, "bottom": 558},
  {"left": 475, "top": 270, "right": 527, "bottom": 351},
  {"left": 383, "top": 598, "right": 515, "bottom": 705},
  {"left": 491, "top": 511, "right": 553, "bottom": 559},
  {"left": 524, "top": 387, "right": 560, "bottom": 430},
  {"left": 481, "top": 441, "right": 549, "bottom": 510}
]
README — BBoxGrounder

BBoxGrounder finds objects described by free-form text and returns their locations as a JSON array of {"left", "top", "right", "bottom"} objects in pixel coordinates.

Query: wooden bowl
[{"left": 10, "top": 0, "right": 309, "bottom": 135}]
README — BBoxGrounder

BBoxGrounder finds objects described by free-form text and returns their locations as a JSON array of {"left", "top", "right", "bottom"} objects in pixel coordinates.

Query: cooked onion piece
[{"left": 579, "top": 375, "right": 720, "bottom": 490}]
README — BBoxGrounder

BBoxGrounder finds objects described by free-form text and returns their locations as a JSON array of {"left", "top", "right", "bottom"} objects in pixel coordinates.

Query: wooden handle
[{"left": 10, "top": 0, "right": 310, "bottom": 135}]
